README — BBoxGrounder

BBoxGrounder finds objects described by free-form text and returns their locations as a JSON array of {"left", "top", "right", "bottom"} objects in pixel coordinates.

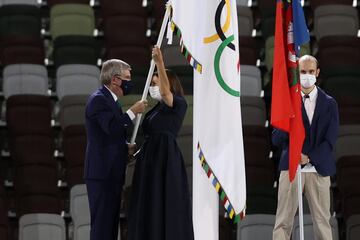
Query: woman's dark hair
[{"left": 154, "top": 69, "right": 184, "bottom": 96}]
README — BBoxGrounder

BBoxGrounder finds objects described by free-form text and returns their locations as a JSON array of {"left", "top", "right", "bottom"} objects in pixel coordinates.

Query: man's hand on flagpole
[
  {"left": 127, "top": 143, "right": 137, "bottom": 157},
  {"left": 130, "top": 100, "right": 148, "bottom": 114}
]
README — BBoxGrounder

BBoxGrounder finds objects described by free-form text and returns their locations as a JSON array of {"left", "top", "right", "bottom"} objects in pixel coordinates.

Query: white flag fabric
[{"left": 169, "top": 0, "right": 247, "bottom": 237}]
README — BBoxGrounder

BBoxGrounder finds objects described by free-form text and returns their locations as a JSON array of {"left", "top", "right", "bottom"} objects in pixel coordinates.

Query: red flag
[{"left": 271, "top": 1, "right": 305, "bottom": 181}]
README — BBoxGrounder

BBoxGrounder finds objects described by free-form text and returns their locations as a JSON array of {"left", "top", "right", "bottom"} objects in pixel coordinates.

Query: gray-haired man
[{"left": 85, "top": 59, "right": 147, "bottom": 240}]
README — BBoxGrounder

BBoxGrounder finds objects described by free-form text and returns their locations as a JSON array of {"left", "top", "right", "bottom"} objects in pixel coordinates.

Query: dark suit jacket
[
  {"left": 272, "top": 87, "right": 339, "bottom": 177},
  {"left": 84, "top": 85, "right": 132, "bottom": 181}
]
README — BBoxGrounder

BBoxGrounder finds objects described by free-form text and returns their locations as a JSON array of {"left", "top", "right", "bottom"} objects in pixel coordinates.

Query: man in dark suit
[
  {"left": 272, "top": 55, "right": 339, "bottom": 240},
  {"left": 84, "top": 59, "right": 147, "bottom": 240}
]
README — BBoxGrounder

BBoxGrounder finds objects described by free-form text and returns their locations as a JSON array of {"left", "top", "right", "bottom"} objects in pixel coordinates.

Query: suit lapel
[
  {"left": 311, "top": 88, "right": 325, "bottom": 128},
  {"left": 307, "top": 88, "right": 326, "bottom": 145},
  {"left": 100, "top": 85, "right": 123, "bottom": 115}
]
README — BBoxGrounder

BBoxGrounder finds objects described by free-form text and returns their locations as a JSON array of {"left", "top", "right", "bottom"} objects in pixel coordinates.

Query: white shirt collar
[
  {"left": 104, "top": 85, "right": 118, "bottom": 102},
  {"left": 301, "top": 86, "right": 318, "bottom": 102}
]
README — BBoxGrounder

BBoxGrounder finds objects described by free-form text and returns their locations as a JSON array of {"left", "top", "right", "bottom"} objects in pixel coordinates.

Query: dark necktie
[{"left": 116, "top": 99, "right": 122, "bottom": 109}]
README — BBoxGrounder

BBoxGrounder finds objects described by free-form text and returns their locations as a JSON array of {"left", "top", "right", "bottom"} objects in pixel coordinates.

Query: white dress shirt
[
  {"left": 301, "top": 86, "right": 318, "bottom": 173},
  {"left": 301, "top": 86, "right": 318, "bottom": 124},
  {"left": 104, "top": 85, "right": 136, "bottom": 120}
]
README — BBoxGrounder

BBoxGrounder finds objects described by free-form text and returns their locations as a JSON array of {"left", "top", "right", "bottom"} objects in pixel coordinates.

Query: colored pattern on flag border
[
  {"left": 197, "top": 142, "right": 245, "bottom": 223},
  {"left": 170, "top": 21, "right": 203, "bottom": 73}
]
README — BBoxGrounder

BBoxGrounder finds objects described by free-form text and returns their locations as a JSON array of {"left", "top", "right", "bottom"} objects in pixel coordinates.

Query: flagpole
[
  {"left": 130, "top": 3, "right": 171, "bottom": 144},
  {"left": 297, "top": 165, "right": 304, "bottom": 240}
]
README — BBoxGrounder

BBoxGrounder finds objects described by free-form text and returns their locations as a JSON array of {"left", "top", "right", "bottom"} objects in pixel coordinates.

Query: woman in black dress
[{"left": 127, "top": 46, "right": 194, "bottom": 240}]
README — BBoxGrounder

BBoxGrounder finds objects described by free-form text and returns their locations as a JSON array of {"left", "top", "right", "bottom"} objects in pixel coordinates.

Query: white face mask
[
  {"left": 149, "top": 86, "right": 162, "bottom": 101},
  {"left": 300, "top": 74, "right": 317, "bottom": 88}
]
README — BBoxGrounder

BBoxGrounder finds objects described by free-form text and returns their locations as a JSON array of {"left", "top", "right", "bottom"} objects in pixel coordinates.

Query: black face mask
[{"left": 121, "top": 80, "right": 133, "bottom": 95}]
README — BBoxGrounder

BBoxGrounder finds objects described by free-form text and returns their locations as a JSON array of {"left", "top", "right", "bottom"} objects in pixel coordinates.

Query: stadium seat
[
  {"left": 246, "top": 186, "right": 277, "bottom": 215},
  {"left": 19, "top": 214, "right": 66, "bottom": 240},
  {"left": 5, "top": 94, "right": 54, "bottom": 171},
  {"left": 237, "top": 6, "right": 253, "bottom": 36},
  {"left": 240, "top": 65, "right": 262, "bottom": 97},
  {"left": 58, "top": 95, "right": 88, "bottom": 129},
  {"left": 261, "top": 16, "right": 275, "bottom": 40},
  {"left": 237, "top": 214, "right": 275, "bottom": 240},
  {"left": 70, "top": 184, "right": 90, "bottom": 240},
  {"left": 15, "top": 165, "right": 60, "bottom": 216},
  {"left": 100, "top": 0, "right": 146, "bottom": 17},
  {"left": 47, "top": 0, "right": 89, "bottom": 7},
  {"left": 239, "top": 36, "right": 259, "bottom": 65},
  {"left": 236, "top": 0, "right": 248, "bottom": 6},
  {"left": 337, "top": 155, "right": 360, "bottom": 192},
  {"left": 314, "top": 5, "right": 359, "bottom": 40},
  {"left": 10, "top": 135, "right": 55, "bottom": 167},
  {"left": 0, "top": 4, "right": 41, "bottom": 37},
  {"left": 149, "top": 0, "right": 167, "bottom": 29},
  {"left": 321, "top": 72, "right": 360, "bottom": 98},
  {"left": 0, "top": 0, "right": 39, "bottom": 5},
  {"left": 292, "top": 215, "right": 339, "bottom": 240},
  {"left": 310, "top": 0, "right": 353, "bottom": 11},
  {"left": 104, "top": 15, "right": 148, "bottom": 47},
  {"left": 317, "top": 36, "right": 360, "bottom": 72},
  {"left": 346, "top": 215, "right": 360, "bottom": 240},
  {"left": 337, "top": 96, "right": 360, "bottom": 125},
  {"left": 56, "top": 64, "right": 100, "bottom": 100},
  {"left": 104, "top": 15, "right": 150, "bottom": 68},
  {"left": 3, "top": 64, "right": 48, "bottom": 99},
  {"left": 53, "top": 35, "right": 99, "bottom": 70},
  {"left": 0, "top": 36, "right": 44, "bottom": 66},
  {"left": 63, "top": 125, "right": 86, "bottom": 187},
  {"left": 244, "top": 163, "right": 275, "bottom": 187},
  {"left": 336, "top": 125, "right": 360, "bottom": 161},
  {"left": 243, "top": 126, "right": 274, "bottom": 186},
  {"left": 241, "top": 96, "right": 267, "bottom": 126},
  {"left": 257, "top": 1, "right": 276, "bottom": 15},
  {"left": 264, "top": 36, "right": 275, "bottom": 70},
  {"left": 0, "top": 195, "right": 10, "bottom": 240},
  {"left": 105, "top": 46, "right": 151, "bottom": 70},
  {"left": 6, "top": 95, "right": 52, "bottom": 136},
  {"left": 50, "top": 4, "right": 95, "bottom": 39},
  {"left": 337, "top": 155, "right": 360, "bottom": 220}
]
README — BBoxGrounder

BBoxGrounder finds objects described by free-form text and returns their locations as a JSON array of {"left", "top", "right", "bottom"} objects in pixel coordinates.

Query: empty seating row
[
  {"left": 236, "top": 214, "right": 339, "bottom": 240},
  {"left": 2, "top": 64, "right": 99, "bottom": 99},
  {"left": 1, "top": 62, "right": 267, "bottom": 99}
]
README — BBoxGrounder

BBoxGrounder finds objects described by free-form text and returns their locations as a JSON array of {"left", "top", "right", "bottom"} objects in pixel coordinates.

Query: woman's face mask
[{"left": 149, "top": 86, "right": 162, "bottom": 101}]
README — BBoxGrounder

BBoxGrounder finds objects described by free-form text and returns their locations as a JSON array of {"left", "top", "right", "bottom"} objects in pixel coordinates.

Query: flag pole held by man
[{"left": 271, "top": 1, "right": 339, "bottom": 240}]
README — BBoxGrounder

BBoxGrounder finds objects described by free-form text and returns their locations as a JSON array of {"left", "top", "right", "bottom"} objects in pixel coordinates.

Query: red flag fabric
[{"left": 271, "top": 1, "right": 305, "bottom": 181}]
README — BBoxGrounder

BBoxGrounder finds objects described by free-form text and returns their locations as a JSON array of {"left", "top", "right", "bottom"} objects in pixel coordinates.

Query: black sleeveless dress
[{"left": 127, "top": 95, "right": 194, "bottom": 240}]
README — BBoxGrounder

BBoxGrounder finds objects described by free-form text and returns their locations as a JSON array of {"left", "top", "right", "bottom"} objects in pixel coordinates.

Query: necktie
[
  {"left": 303, "top": 94, "right": 312, "bottom": 124},
  {"left": 116, "top": 99, "right": 122, "bottom": 109}
]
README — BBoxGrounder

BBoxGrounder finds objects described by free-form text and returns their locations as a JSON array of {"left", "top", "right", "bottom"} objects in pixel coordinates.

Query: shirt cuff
[{"left": 126, "top": 109, "right": 136, "bottom": 121}]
